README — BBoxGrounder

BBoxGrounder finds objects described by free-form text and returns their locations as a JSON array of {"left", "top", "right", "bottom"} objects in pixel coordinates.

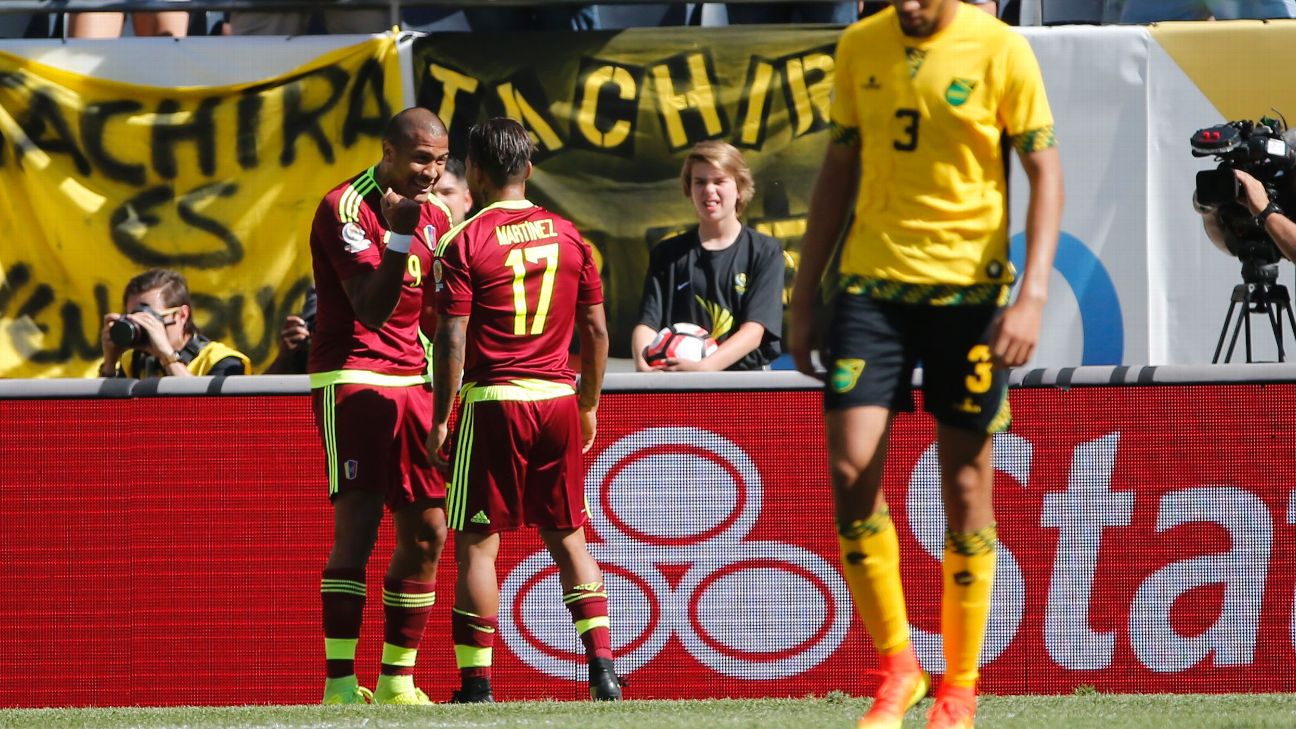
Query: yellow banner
[{"left": 0, "top": 36, "right": 402, "bottom": 377}]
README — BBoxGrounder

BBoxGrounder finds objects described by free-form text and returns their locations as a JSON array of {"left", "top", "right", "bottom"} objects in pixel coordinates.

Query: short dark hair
[
  {"left": 444, "top": 156, "right": 466, "bottom": 182},
  {"left": 122, "top": 268, "right": 197, "bottom": 336},
  {"left": 467, "top": 118, "right": 534, "bottom": 188},
  {"left": 383, "top": 107, "right": 447, "bottom": 147}
]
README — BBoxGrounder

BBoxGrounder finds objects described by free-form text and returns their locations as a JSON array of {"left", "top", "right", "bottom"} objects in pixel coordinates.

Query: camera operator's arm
[
  {"left": 1194, "top": 194, "right": 1231, "bottom": 252},
  {"left": 1235, "top": 170, "right": 1296, "bottom": 261}
]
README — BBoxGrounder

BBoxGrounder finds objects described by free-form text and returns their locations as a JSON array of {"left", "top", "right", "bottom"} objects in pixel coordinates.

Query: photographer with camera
[{"left": 98, "top": 268, "right": 250, "bottom": 378}]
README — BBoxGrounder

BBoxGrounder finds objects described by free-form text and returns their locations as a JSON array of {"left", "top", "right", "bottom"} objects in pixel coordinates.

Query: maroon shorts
[
  {"left": 312, "top": 382, "right": 446, "bottom": 509},
  {"left": 446, "top": 395, "right": 587, "bottom": 533}
]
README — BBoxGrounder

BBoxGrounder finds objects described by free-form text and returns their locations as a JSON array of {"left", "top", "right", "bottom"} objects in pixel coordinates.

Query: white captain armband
[{"left": 386, "top": 233, "right": 413, "bottom": 254}]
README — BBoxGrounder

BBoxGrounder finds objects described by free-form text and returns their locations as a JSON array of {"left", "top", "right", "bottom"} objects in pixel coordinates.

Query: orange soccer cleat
[
  {"left": 925, "top": 683, "right": 977, "bottom": 729},
  {"left": 857, "top": 649, "right": 930, "bottom": 729}
]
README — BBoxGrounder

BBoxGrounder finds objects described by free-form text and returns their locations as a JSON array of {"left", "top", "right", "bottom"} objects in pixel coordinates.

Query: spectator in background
[
  {"left": 228, "top": 2, "right": 386, "bottom": 35},
  {"left": 68, "top": 1, "right": 189, "bottom": 37},
  {"left": 1121, "top": 0, "right": 1296, "bottom": 21},
  {"left": 265, "top": 286, "right": 317, "bottom": 375},
  {"left": 1, "top": 11, "right": 47, "bottom": 38},
  {"left": 434, "top": 157, "right": 474, "bottom": 225},
  {"left": 726, "top": 2, "right": 858, "bottom": 24},
  {"left": 864, "top": 0, "right": 996, "bottom": 19},
  {"left": 99, "top": 268, "right": 249, "bottom": 377},
  {"left": 632, "top": 141, "right": 784, "bottom": 372},
  {"left": 1006, "top": 0, "right": 1121, "bottom": 24},
  {"left": 463, "top": 6, "right": 600, "bottom": 31}
]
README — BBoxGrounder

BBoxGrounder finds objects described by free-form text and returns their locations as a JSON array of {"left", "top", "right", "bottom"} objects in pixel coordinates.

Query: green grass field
[{"left": 2, "top": 693, "right": 1293, "bottom": 729}]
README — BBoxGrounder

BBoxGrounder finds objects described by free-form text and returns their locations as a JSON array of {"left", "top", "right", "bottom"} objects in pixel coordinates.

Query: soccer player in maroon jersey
[
  {"left": 429, "top": 118, "right": 619, "bottom": 703},
  {"left": 308, "top": 107, "right": 455, "bottom": 706}
]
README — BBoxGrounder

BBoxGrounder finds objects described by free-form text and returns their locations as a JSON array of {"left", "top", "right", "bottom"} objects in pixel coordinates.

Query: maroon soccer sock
[
  {"left": 451, "top": 608, "right": 498, "bottom": 682},
  {"left": 564, "top": 582, "right": 612, "bottom": 660},
  {"left": 321, "top": 567, "right": 366, "bottom": 679},
  {"left": 380, "top": 578, "right": 436, "bottom": 677}
]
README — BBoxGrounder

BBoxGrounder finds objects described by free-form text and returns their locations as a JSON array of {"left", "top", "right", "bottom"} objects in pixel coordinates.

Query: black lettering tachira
[
  {"left": 151, "top": 97, "right": 219, "bottom": 179},
  {"left": 342, "top": 57, "right": 390, "bottom": 148},
  {"left": 237, "top": 91, "right": 263, "bottom": 170},
  {"left": 280, "top": 65, "right": 349, "bottom": 166},
  {"left": 82, "top": 100, "right": 146, "bottom": 186},
  {"left": 22, "top": 88, "right": 91, "bottom": 176}
]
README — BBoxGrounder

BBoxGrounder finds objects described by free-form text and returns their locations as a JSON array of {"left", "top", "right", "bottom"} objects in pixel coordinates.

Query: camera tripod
[{"left": 1213, "top": 262, "right": 1296, "bottom": 363}]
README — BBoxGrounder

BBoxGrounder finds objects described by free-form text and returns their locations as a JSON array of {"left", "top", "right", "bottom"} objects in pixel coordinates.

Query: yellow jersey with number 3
[{"left": 829, "top": 3, "right": 1056, "bottom": 296}]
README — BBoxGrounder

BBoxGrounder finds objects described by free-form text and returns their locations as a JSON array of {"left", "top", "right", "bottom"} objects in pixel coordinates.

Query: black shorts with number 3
[{"left": 823, "top": 292, "right": 1011, "bottom": 434}]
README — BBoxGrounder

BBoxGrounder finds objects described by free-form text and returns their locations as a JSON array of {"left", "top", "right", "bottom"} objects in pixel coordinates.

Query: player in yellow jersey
[{"left": 789, "top": 2, "right": 1063, "bottom": 728}]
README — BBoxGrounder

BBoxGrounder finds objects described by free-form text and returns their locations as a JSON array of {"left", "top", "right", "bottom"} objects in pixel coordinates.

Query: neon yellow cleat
[
  {"left": 322, "top": 676, "right": 373, "bottom": 705},
  {"left": 374, "top": 687, "right": 430, "bottom": 705},
  {"left": 925, "top": 684, "right": 976, "bottom": 729},
  {"left": 373, "top": 678, "right": 432, "bottom": 705}
]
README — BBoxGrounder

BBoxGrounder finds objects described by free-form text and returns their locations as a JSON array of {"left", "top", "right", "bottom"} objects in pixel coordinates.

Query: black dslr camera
[
  {"left": 108, "top": 304, "right": 164, "bottom": 348},
  {"left": 1191, "top": 116, "right": 1295, "bottom": 274}
]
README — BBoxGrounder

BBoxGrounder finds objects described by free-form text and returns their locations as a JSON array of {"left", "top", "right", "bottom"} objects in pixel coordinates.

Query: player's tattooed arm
[{"left": 429, "top": 313, "right": 467, "bottom": 470}]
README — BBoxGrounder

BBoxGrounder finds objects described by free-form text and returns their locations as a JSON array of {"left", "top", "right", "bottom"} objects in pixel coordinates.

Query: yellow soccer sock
[
  {"left": 838, "top": 508, "right": 912, "bottom": 656},
  {"left": 941, "top": 525, "right": 997, "bottom": 689}
]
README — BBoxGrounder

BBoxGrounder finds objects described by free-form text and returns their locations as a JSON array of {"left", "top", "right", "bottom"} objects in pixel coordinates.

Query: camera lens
[{"left": 109, "top": 318, "right": 146, "bottom": 348}]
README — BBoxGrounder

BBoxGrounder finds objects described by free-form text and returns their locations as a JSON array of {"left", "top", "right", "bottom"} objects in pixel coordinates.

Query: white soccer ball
[{"left": 642, "top": 322, "right": 719, "bottom": 367}]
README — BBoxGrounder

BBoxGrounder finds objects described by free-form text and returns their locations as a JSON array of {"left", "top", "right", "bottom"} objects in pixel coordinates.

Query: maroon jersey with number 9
[{"left": 435, "top": 200, "right": 603, "bottom": 387}]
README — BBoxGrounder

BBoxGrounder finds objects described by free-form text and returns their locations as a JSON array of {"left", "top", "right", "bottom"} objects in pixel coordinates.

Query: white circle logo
[{"left": 500, "top": 427, "right": 852, "bottom": 681}]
